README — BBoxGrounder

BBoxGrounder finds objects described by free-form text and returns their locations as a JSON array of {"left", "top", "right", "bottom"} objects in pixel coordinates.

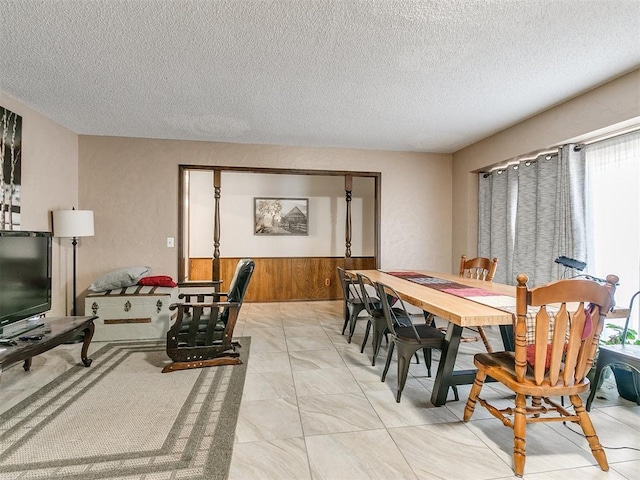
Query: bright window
[{"left": 585, "top": 130, "right": 640, "bottom": 332}]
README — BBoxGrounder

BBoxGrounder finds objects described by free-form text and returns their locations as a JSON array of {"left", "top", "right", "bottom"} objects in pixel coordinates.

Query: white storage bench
[{"left": 85, "top": 286, "right": 179, "bottom": 341}]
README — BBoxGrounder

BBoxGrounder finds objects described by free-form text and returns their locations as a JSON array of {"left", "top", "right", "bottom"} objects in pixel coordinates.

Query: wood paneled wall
[{"left": 188, "top": 257, "right": 376, "bottom": 302}]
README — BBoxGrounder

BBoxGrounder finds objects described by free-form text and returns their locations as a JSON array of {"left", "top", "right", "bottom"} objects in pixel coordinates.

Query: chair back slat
[
  {"left": 515, "top": 274, "right": 618, "bottom": 387},
  {"left": 547, "top": 305, "right": 568, "bottom": 384},
  {"left": 576, "top": 304, "right": 601, "bottom": 380},
  {"left": 186, "top": 306, "right": 204, "bottom": 346},
  {"left": 563, "top": 305, "right": 585, "bottom": 385},
  {"left": 532, "top": 308, "right": 551, "bottom": 384}
]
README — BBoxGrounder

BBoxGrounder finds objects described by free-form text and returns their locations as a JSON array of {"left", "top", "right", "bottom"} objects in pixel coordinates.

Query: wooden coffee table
[{"left": 0, "top": 316, "right": 96, "bottom": 375}]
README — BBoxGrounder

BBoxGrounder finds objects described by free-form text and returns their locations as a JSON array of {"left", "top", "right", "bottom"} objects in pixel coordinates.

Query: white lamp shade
[{"left": 53, "top": 210, "right": 95, "bottom": 238}]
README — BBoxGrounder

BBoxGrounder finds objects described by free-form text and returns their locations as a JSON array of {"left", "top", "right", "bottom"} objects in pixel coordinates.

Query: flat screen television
[{"left": 0, "top": 231, "right": 52, "bottom": 334}]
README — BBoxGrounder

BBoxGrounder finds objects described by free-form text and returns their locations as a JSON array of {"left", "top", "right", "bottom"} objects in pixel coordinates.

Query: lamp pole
[
  {"left": 53, "top": 208, "right": 94, "bottom": 317},
  {"left": 71, "top": 235, "right": 78, "bottom": 316}
]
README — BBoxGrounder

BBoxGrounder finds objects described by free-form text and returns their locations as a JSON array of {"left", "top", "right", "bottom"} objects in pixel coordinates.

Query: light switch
[{"left": 167, "top": 237, "right": 175, "bottom": 248}]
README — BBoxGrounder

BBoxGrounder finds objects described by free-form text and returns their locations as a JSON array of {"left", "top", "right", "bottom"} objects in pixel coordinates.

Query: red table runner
[
  {"left": 385, "top": 271, "right": 504, "bottom": 298},
  {"left": 384, "top": 271, "right": 578, "bottom": 346}
]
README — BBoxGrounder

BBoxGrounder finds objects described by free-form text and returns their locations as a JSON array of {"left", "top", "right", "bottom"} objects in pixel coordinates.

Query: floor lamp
[{"left": 53, "top": 209, "right": 94, "bottom": 316}]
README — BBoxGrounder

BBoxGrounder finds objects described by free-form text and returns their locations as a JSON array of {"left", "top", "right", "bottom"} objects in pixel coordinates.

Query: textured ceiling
[{"left": 1, "top": 0, "right": 639, "bottom": 153}]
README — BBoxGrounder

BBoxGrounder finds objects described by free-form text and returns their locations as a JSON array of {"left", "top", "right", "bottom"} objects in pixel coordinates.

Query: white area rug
[{"left": 0, "top": 339, "right": 249, "bottom": 479}]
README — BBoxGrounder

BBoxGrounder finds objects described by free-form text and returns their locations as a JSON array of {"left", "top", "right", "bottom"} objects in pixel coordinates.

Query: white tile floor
[{"left": 1, "top": 300, "right": 638, "bottom": 480}]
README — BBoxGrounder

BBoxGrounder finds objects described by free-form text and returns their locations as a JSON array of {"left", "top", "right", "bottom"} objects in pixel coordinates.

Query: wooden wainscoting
[{"left": 188, "top": 257, "right": 376, "bottom": 302}]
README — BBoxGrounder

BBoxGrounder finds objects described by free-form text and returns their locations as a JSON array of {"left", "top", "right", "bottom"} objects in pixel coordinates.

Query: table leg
[
  {"left": 431, "top": 323, "right": 463, "bottom": 406},
  {"left": 499, "top": 324, "right": 514, "bottom": 351},
  {"left": 80, "top": 321, "right": 95, "bottom": 367}
]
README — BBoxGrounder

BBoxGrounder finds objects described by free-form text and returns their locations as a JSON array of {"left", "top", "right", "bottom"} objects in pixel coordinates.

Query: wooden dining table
[{"left": 348, "top": 269, "right": 517, "bottom": 406}]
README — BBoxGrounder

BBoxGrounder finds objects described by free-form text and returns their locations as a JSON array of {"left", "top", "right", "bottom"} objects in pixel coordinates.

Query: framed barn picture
[{"left": 254, "top": 197, "right": 308, "bottom": 236}]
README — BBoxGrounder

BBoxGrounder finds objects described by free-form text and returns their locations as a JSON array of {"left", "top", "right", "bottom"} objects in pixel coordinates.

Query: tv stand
[{"left": 0, "top": 316, "right": 96, "bottom": 374}]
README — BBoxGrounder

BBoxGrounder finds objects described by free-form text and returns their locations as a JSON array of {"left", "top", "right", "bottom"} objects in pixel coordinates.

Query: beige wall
[
  {"left": 451, "top": 69, "right": 640, "bottom": 273},
  {"left": 78, "top": 137, "right": 452, "bottom": 304},
  {"left": 0, "top": 92, "right": 79, "bottom": 317},
  {"left": 6, "top": 67, "right": 636, "bottom": 316}
]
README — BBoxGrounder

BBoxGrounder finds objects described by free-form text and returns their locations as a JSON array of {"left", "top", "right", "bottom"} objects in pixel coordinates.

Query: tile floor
[{"left": 1, "top": 300, "right": 638, "bottom": 479}]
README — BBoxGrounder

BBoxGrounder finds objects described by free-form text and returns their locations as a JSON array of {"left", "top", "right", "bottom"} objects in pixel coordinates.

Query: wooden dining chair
[
  {"left": 459, "top": 254, "right": 499, "bottom": 352},
  {"left": 463, "top": 273, "right": 618, "bottom": 477}
]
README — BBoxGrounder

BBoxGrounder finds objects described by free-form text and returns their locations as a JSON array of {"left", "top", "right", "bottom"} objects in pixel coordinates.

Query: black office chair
[{"left": 586, "top": 289, "right": 640, "bottom": 409}]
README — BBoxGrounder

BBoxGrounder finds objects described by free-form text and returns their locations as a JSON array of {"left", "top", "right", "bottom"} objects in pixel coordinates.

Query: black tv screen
[{"left": 0, "top": 231, "right": 52, "bottom": 328}]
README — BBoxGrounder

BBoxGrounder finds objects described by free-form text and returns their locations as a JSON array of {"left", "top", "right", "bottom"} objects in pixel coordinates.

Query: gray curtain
[
  {"left": 552, "top": 144, "right": 587, "bottom": 276},
  {"left": 478, "top": 165, "right": 517, "bottom": 285},
  {"left": 478, "top": 145, "right": 586, "bottom": 286}
]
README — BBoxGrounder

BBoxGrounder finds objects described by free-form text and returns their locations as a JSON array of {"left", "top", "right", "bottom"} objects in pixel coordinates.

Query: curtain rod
[
  {"left": 481, "top": 149, "right": 557, "bottom": 177},
  {"left": 481, "top": 126, "right": 640, "bottom": 177},
  {"left": 578, "top": 125, "right": 640, "bottom": 148}
]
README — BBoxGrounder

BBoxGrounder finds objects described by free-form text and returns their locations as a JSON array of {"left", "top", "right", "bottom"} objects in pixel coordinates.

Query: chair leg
[
  {"left": 381, "top": 341, "right": 395, "bottom": 382},
  {"left": 370, "top": 318, "right": 386, "bottom": 366},
  {"left": 477, "top": 326, "right": 494, "bottom": 353},
  {"left": 396, "top": 354, "right": 409, "bottom": 403},
  {"left": 360, "top": 320, "right": 372, "bottom": 353},
  {"left": 513, "top": 393, "right": 527, "bottom": 477},
  {"left": 451, "top": 385, "right": 459, "bottom": 401},
  {"left": 531, "top": 396, "right": 542, "bottom": 418},
  {"left": 395, "top": 343, "right": 419, "bottom": 403},
  {"left": 341, "top": 303, "right": 349, "bottom": 335},
  {"left": 586, "top": 362, "right": 609, "bottom": 411},
  {"left": 570, "top": 395, "right": 609, "bottom": 471},
  {"left": 423, "top": 347, "right": 432, "bottom": 377},
  {"left": 423, "top": 311, "right": 436, "bottom": 327},
  {"left": 463, "top": 370, "right": 487, "bottom": 421},
  {"left": 347, "top": 305, "right": 364, "bottom": 344}
]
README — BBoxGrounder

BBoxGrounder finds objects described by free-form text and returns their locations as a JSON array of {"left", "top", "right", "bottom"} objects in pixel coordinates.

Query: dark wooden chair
[
  {"left": 463, "top": 273, "right": 618, "bottom": 477},
  {"left": 586, "top": 289, "right": 640, "bottom": 409},
  {"left": 162, "top": 258, "right": 255, "bottom": 373},
  {"left": 459, "top": 254, "right": 499, "bottom": 352},
  {"left": 376, "top": 281, "right": 458, "bottom": 403}
]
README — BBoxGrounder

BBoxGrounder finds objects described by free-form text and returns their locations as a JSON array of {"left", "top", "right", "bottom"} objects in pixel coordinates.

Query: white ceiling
[{"left": 1, "top": 0, "right": 639, "bottom": 153}]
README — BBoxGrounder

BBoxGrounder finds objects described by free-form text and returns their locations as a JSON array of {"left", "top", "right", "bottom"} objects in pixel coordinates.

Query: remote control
[{"left": 19, "top": 334, "right": 45, "bottom": 341}]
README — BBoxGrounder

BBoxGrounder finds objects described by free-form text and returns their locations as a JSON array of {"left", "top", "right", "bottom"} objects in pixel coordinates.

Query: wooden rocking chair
[{"left": 162, "top": 258, "right": 255, "bottom": 373}]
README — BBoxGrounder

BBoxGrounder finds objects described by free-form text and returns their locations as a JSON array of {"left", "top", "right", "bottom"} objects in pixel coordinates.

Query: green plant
[
  {"left": 587, "top": 322, "right": 638, "bottom": 386},
  {"left": 603, "top": 322, "right": 640, "bottom": 345},
  {"left": 599, "top": 322, "right": 640, "bottom": 404}
]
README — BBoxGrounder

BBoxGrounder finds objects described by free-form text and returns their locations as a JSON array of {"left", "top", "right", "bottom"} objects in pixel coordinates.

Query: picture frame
[
  {"left": 254, "top": 197, "right": 308, "bottom": 236},
  {"left": 1, "top": 106, "right": 22, "bottom": 230}
]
